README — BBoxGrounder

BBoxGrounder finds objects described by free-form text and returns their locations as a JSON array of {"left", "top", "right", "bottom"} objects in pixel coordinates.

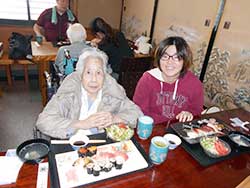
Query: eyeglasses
[{"left": 161, "top": 52, "right": 181, "bottom": 62}]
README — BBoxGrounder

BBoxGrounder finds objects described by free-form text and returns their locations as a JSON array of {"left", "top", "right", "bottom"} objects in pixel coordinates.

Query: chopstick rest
[{"left": 230, "top": 117, "right": 249, "bottom": 131}]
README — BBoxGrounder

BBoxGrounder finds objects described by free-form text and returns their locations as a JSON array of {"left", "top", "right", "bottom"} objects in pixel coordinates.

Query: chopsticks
[{"left": 51, "top": 139, "right": 106, "bottom": 144}]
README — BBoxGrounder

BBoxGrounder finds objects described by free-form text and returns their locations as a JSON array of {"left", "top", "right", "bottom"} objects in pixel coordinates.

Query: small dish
[
  {"left": 105, "top": 123, "right": 134, "bottom": 142},
  {"left": 16, "top": 138, "right": 50, "bottom": 164},
  {"left": 200, "top": 137, "right": 231, "bottom": 158},
  {"left": 163, "top": 134, "right": 182, "bottom": 150},
  {"left": 69, "top": 134, "right": 89, "bottom": 150},
  {"left": 228, "top": 131, "right": 250, "bottom": 148}
]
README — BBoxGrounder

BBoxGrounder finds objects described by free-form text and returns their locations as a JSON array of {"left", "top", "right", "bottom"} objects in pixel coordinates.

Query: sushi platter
[
  {"left": 50, "top": 139, "right": 150, "bottom": 188},
  {"left": 171, "top": 118, "right": 233, "bottom": 144}
]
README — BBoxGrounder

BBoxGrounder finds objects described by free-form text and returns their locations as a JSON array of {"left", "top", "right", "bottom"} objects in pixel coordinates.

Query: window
[{"left": 0, "top": 0, "right": 56, "bottom": 21}]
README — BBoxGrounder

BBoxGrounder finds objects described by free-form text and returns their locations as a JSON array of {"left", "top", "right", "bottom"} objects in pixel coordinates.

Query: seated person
[
  {"left": 54, "top": 23, "right": 90, "bottom": 75},
  {"left": 36, "top": 48, "right": 143, "bottom": 139},
  {"left": 33, "top": 0, "right": 78, "bottom": 43},
  {"left": 90, "top": 17, "right": 134, "bottom": 79},
  {"left": 133, "top": 36, "right": 204, "bottom": 124}
]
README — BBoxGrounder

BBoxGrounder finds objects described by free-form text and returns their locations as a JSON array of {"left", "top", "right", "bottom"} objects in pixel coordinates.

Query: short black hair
[{"left": 155, "top": 36, "right": 193, "bottom": 77}]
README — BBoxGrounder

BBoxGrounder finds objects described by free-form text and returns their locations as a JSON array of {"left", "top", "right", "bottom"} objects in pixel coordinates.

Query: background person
[
  {"left": 54, "top": 23, "right": 90, "bottom": 74},
  {"left": 33, "top": 0, "right": 78, "bottom": 43},
  {"left": 133, "top": 36, "right": 204, "bottom": 124},
  {"left": 36, "top": 48, "right": 143, "bottom": 139},
  {"left": 90, "top": 17, "right": 133, "bottom": 79}
]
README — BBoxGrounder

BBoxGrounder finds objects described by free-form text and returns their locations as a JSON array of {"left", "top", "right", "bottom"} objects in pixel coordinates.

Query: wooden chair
[
  {"left": 118, "top": 56, "right": 154, "bottom": 99},
  {"left": 0, "top": 52, "right": 14, "bottom": 86}
]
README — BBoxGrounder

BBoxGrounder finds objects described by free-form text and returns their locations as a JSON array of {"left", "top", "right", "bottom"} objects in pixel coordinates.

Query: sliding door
[{"left": 203, "top": 0, "right": 250, "bottom": 111}]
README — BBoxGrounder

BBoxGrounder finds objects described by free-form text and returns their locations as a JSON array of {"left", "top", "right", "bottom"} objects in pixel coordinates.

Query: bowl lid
[{"left": 16, "top": 138, "right": 50, "bottom": 164}]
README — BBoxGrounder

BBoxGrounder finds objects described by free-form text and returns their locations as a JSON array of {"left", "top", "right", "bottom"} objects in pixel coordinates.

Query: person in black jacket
[{"left": 90, "top": 17, "right": 133, "bottom": 80}]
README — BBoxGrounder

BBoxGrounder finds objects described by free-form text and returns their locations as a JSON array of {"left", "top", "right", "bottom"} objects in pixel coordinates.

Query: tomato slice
[
  {"left": 215, "top": 140, "right": 228, "bottom": 155},
  {"left": 118, "top": 123, "right": 127, "bottom": 129}
]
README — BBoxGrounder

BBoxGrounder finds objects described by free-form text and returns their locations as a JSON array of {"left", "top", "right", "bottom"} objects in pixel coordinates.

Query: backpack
[{"left": 8, "top": 32, "right": 33, "bottom": 59}]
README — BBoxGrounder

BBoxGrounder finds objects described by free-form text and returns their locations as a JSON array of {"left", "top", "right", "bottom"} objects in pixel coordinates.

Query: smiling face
[
  {"left": 160, "top": 45, "right": 184, "bottom": 83},
  {"left": 81, "top": 57, "right": 105, "bottom": 99}
]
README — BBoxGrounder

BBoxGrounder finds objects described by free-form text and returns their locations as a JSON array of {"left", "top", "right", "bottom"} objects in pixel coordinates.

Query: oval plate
[
  {"left": 228, "top": 131, "right": 250, "bottom": 148},
  {"left": 16, "top": 139, "right": 50, "bottom": 164},
  {"left": 200, "top": 137, "right": 231, "bottom": 158}
]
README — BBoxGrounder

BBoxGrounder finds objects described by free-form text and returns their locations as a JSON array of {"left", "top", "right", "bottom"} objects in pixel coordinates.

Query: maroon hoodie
[{"left": 133, "top": 68, "right": 204, "bottom": 124}]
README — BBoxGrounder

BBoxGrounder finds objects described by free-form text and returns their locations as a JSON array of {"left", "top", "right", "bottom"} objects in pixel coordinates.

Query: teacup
[
  {"left": 149, "top": 136, "right": 169, "bottom": 164},
  {"left": 137, "top": 115, "right": 154, "bottom": 140}
]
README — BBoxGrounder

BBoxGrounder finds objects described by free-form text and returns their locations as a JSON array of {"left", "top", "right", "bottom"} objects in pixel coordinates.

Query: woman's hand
[
  {"left": 74, "top": 112, "right": 123, "bottom": 129},
  {"left": 176, "top": 111, "right": 193, "bottom": 122}
]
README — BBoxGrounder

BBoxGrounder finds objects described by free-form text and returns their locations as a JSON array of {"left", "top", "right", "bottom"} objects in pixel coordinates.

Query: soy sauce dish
[
  {"left": 228, "top": 131, "right": 250, "bottom": 148},
  {"left": 16, "top": 138, "right": 50, "bottom": 164},
  {"left": 163, "top": 133, "right": 182, "bottom": 150},
  {"left": 69, "top": 134, "right": 89, "bottom": 150}
]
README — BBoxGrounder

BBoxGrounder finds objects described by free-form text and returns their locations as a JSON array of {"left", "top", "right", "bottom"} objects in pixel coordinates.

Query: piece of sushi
[
  {"left": 78, "top": 147, "right": 88, "bottom": 158},
  {"left": 115, "top": 156, "right": 124, "bottom": 170},
  {"left": 86, "top": 162, "right": 94, "bottom": 174},
  {"left": 87, "top": 146, "right": 97, "bottom": 157},
  {"left": 93, "top": 164, "right": 101, "bottom": 176},
  {"left": 104, "top": 162, "right": 113, "bottom": 172}
]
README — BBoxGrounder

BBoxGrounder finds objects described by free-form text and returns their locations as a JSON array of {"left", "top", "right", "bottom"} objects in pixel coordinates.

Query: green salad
[{"left": 106, "top": 123, "right": 134, "bottom": 141}]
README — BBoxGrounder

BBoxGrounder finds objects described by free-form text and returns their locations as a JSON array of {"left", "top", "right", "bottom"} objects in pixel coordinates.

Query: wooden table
[
  {"left": 2, "top": 108, "right": 249, "bottom": 188},
  {"left": 31, "top": 41, "right": 58, "bottom": 106}
]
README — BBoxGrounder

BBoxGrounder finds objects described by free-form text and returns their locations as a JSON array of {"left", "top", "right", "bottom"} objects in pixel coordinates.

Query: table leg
[{"left": 38, "top": 61, "right": 50, "bottom": 106}]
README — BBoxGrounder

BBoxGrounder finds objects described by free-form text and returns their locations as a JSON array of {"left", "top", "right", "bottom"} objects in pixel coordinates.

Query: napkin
[{"left": 0, "top": 156, "right": 23, "bottom": 185}]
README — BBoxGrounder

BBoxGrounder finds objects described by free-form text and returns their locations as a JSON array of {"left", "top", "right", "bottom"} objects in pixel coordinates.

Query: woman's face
[
  {"left": 160, "top": 45, "right": 184, "bottom": 83},
  {"left": 81, "top": 57, "right": 105, "bottom": 98}
]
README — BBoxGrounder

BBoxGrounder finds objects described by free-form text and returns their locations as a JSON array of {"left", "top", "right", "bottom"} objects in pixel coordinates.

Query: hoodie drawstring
[
  {"left": 160, "top": 79, "right": 179, "bottom": 100},
  {"left": 160, "top": 81, "right": 163, "bottom": 95},
  {"left": 173, "top": 79, "right": 179, "bottom": 100}
]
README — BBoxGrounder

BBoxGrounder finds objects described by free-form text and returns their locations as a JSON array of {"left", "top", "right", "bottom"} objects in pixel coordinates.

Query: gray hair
[
  {"left": 76, "top": 47, "right": 108, "bottom": 74},
  {"left": 67, "top": 23, "right": 87, "bottom": 43}
]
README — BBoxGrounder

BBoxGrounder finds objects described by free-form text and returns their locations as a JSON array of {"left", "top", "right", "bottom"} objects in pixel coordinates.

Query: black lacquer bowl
[{"left": 16, "top": 138, "right": 50, "bottom": 164}]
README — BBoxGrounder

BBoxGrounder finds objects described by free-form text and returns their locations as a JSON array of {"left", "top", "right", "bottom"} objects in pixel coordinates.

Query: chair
[{"left": 118, "top": 56, "right": 154, "bottom": 99}]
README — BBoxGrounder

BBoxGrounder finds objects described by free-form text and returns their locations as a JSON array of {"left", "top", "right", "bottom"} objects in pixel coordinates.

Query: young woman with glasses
[{"left": 133, "top": 36, "right": 204, "bottom": 124}]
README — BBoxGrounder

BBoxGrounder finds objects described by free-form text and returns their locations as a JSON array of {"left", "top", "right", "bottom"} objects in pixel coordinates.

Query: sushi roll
[
  {"left": 98, "top": 161, "right": 106, "bottom": 171},
  {"left": 86, "top": 163, "right": 94, "bottom": 174},
  {"left": 109, "top": 157, "right": 116, "bottom": 167},
  {"left": 78, "top": 147, "right": 88, "bottom": 158},
  {"left": 104, "top": 162, "right": 113, "bottom": 172},
  {"left": 87, "top": 146, "right": 97, "bottom": 157},
  {"left": 115, "top": 156, "right": 124, "bottom": 170},
  {"left": 93, "top": 164, "right": 101, "bottom": 176}
]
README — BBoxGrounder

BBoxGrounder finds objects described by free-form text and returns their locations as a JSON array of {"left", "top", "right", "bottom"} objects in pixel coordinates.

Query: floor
[{"left": 0, "top": 79, "right": 43, "bottom": 151}]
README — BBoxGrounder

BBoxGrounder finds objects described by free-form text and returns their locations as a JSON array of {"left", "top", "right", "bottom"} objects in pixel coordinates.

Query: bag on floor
[{"left": 8, "top": 32, "right": 33, "bottom": 59}]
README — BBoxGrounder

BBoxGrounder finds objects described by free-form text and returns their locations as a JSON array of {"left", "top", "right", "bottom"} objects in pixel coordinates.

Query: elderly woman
[
  {"left": 54, "top": 23, "right": 89, "bottom": 74},
  {"left": 36, "top": 48, "right": 143, "bottom": 139},
  {"left": 133, "top": 36, "right": 204, "bottom": 124}
]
